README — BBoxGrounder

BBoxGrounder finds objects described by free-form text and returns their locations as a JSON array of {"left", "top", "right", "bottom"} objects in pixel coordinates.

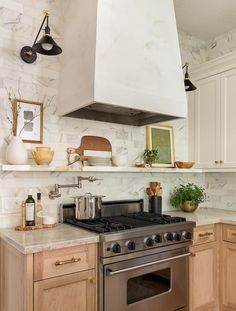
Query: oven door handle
[{"left": 106, "top": 252, "right": 191, "bottom": 276}]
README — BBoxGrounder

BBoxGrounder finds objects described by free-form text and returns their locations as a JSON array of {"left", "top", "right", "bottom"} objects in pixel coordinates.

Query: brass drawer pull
[
  {"left": 231, "top": 233, "right": 236, "bottom": 237},
  {"left": 55, "top": 257, "right": 81, "bottom": 266},
  {"left": 199, "top": 232, "right": 213, "bottom": 238},
  {"left": 191, "top": 252, "right": 196, "bottom": 257}
]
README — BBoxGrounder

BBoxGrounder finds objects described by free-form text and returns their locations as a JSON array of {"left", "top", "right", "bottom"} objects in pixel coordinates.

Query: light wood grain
[
  {"left": 34, "top": 270, "right": 96, "bottom": 311},
  {"left": 222, "top": 224, "right": 236, "bottom": 243},
  {"left": 193, "top": 224, "right": 216, "bottom": 245},
  {"left": 189, "top": 241, "right": 219, "bottom": 311},
  {"left": 34, "top": 244, "right": 96, "bottom": 281},
  {"left": 0, "top": 240, "right": 33, "bottom": 311},
  {"left": 222, "top": 241, "right": 236, "bottom": 310}
]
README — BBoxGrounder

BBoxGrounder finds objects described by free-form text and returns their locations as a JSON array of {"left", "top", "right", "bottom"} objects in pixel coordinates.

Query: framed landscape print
[
  {"left": 13, "top": 99, "right": 43, "bottom": 144},
  {"left": 146, "top": 125, "right": 175, "bottom": 167}
]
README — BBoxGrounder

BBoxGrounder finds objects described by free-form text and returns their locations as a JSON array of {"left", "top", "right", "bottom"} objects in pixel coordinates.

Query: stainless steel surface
[
  {"left": 74, "top": 193, "right": 104, "bottom": 220},
  {"left": 49, "top": 175, "right": 102, "bottom": 199},
  {"left": 65, "top": 102, "right": 178, "bottom": 126},
  {"left": 106, "top": 252, "right": 191, "bottom": 276},
  {"left": 103, "top": 248, "right": 189, "bottom": 311}
]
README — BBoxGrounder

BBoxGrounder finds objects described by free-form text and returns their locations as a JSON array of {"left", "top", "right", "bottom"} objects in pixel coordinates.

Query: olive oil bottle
[
  {"left": 35, "top": 193, "right": 43, "bottom": 226},
  {"left": 25, "top": 189, "right": 35, "bottom": 226}
]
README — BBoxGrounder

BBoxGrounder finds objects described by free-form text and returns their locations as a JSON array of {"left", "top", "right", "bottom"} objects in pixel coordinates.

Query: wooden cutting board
[{"left": 67, "top": 136, "right": 112, "bottom": 164}]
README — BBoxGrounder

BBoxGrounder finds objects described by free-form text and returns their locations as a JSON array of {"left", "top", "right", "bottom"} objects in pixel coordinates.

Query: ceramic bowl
[{"left": 112, "top": 155, "right": 128, "bottom": 167}]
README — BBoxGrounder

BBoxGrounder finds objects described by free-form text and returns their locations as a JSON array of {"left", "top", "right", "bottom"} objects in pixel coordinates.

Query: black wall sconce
[
  {"left": 182, "top": 62, "right": 197, "bottom": 92},
  {"left": 20, "top": 10, "right": 62, "bottom": 64}
]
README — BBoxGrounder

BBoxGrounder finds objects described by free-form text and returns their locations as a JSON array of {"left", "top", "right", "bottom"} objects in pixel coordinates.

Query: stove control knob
[
  {"left": 154, "top": 234, "right": 162, "bottom": 243},
  {"left": 112, "top": 243, "right": 121, "bottom": 254},
  {"left": 127, "top": 241, "right": 136, "bottom": 251},
  {"left": 173, "top": 233, "right": 181, "bottom": 241},
  {"left": 164, "top": 233, "right": 174, "bottom": 242},
  {"left": 145, "top": 237, "right": 154, "bottom": 247},
  {"left": 182, "top": 231, "right": 192, "bottom": 240}
]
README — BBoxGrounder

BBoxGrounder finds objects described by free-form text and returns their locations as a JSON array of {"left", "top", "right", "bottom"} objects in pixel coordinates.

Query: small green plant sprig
[
  {"left": 143, "top": 149, "right": 159, "bottom": 166},
  {"left": 170, "top": 183, "right": 206, "bottom": 208}
]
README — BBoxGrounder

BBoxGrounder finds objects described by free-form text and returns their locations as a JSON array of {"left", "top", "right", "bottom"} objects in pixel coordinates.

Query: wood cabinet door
[
  {"left": 34, "top": 269, "right": 96, "bottom": 311},
  {"left": 220, "top": 68, "right": 236, "bottom": 168},
  {"left": 189, "top": 242, "right": 219, "bottom": 311},
  {"left": 194, "top": 75, "right": 221, "bottom": 168},
  {"left": 222, "top": 242, "right": 236, "bottom": 310}
]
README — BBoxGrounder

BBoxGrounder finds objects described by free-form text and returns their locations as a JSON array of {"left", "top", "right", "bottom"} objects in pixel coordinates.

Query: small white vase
[{"left": 6, "top": 136, "right": 28, "bottom": 165}]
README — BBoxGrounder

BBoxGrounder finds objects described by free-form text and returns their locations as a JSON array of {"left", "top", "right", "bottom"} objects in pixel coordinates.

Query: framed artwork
[
  {"left": 146, "top": 125, "right": 175, "bottom": 167},
  {"left": 13, "top": 99, "right": 43, "bottom": 144}
]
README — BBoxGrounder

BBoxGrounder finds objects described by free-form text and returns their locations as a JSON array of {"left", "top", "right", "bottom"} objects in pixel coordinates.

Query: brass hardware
[
  {"left": 199, "top": 232, "right": 213, "bottom": 238},
  {"left": 55, "top": 257, "right": 81, "bottom": 266},
  {"left": 215, "top": 161, "right": 219, "bottom": 164},
  {"left": 43, "top": 9, "right": 50, "bottom": 16},
  {"left": 191, "top": 252, "right": 196, "bottom": 257},
  {"left": 220, "top": 160, "right": 224, "bottom": 164},
  {"left": 90, "top": 278, "right": 96, "bottom": 284},
  {"left": 25, "top": 50, "right": 33, "bottom": 56}
]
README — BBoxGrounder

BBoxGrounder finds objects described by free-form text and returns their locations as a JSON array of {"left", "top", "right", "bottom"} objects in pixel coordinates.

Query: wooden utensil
[
  {"left": 150, "top": 182, "right": 161, "bottom": 196},
  {"left": 146, "top": 187, "right": 154, "bottom": 196}
]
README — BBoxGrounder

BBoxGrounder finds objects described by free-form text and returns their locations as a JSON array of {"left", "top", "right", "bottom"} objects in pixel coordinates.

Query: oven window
[{"left": 127, "top": 268, "right": 171, "bottom": 304}]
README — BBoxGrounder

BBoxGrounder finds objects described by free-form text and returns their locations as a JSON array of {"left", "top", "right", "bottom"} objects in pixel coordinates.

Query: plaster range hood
[{"left": 58, "top": 0, "right": 187, "bottom": 126}]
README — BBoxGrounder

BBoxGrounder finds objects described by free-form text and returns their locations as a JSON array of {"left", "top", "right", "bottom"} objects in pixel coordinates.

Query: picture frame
[
  {"left": 146, "top": 125, "right": 175, "bottom": 167},
  {"left": 13, "top": 99, "right": 44, "bottom": 144}
]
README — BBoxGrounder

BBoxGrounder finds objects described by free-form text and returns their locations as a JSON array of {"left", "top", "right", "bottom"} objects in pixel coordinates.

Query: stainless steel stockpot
[{"left": 74, "top": 193, "right": 105, "bottom": 220}]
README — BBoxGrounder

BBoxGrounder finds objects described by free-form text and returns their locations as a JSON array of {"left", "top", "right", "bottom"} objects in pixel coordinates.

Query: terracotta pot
[
  {"left": 32, "top": 147, "right": 54, "bottom": 165},
  {"left": 6, "top": 136, "right": 28, "bottom": 165},
  {"left": 180, "top": 201, "right": 198, "bottom": 213}
]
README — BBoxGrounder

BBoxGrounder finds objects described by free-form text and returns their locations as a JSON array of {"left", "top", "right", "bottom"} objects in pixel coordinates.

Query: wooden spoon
[{"left": 146, "top": 187, "right": 154, "bottom": 196}]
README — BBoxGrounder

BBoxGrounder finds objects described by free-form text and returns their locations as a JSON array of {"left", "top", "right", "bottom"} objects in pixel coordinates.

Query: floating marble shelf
[{"left": 0, "top": 164, "right": 204, "bottom": 173}]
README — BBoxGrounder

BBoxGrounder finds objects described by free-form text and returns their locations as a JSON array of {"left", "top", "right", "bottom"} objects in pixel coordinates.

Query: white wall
[{"left": 0, "top": 1, "right": 236, "bottom": 227}]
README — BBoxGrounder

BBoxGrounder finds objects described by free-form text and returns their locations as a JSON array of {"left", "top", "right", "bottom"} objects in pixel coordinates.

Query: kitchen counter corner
[{"left": 0, "top": 224, "right": 99, "bottom": 254}]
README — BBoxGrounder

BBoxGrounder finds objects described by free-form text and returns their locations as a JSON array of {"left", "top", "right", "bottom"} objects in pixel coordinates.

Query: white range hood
[{"left": 58, "top": 0, "right": 187, "bottom": 126}]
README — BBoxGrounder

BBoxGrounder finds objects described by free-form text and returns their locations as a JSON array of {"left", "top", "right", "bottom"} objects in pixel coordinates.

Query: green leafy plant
[
  {"left": 170, "top": 183, "right": 206, "bottom": 208},
  {"left": 143, "top": 149, "right": 159, "bottom": 166}
]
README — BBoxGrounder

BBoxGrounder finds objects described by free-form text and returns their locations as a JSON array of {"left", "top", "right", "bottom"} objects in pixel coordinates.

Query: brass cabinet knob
[
  {"left": 220, "top": 160, "right": 224, "bottom": 164},
  {"left": 215, "top": 161, "right": 219, "bottom": 164}
]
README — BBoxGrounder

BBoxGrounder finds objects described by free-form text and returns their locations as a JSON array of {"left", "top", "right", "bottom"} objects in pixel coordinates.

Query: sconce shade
[
  {"left": 183, "top": 63, "right": 197, "bottom": 92},
  {"left": 33, "top": 35, "right": 62, "bottom": 56}
]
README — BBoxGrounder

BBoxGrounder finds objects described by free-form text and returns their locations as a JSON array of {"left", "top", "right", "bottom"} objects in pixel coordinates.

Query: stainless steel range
[{"left": 60, "top": 199, "right": 195, "bottom": 311}]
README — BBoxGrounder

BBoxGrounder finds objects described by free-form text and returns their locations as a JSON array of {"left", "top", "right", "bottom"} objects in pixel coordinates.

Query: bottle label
[{"left": 26, "top": 203, "right": 35, "bottom": 221}]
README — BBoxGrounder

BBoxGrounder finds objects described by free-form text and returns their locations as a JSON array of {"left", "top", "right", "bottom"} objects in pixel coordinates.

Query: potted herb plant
[
  {"left": 143, "top": 149, "right": 159, "bottom": 167},
  {"left": 170, "top": 183, "right": 206, "bottom": 212}
]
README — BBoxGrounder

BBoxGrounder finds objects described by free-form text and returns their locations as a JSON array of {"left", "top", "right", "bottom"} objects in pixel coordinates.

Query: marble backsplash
[{"left": 0, "top": 0, "right": 236, "bottom": 227}]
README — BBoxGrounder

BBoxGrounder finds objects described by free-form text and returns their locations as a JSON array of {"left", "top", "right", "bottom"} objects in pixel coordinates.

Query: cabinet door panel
[
  {"left": 189, "top": 242, "right": 218, "bottom": 311},
  {"left": 34, "top": 270, "right": 96, "bottom": 311},
  {"left": 222, "top": 242, "right": 236, "bottom": 309},
  {"left": 194, "top": 76, "right": 221, "bottom": 168},
  {"left": 221, "top": 69, "right": 236, "bottom": 167}
]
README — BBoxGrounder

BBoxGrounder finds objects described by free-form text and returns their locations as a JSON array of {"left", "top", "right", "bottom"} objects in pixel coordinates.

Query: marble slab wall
[{"left": 0, "top": 1, "right": 236, "bottom": 227}]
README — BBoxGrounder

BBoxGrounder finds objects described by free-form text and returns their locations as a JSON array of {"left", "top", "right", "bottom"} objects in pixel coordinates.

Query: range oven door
[{"left": 103, "top": 250, "right": 190, "bottom": 311}]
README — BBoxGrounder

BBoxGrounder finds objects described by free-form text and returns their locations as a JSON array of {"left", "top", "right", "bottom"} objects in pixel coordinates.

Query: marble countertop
[
  {"left": 0, "top": 224, "right": 99, "bottom": 254},
  {"left": 167, "top": 207, "right": 236, "bottom": 226}
]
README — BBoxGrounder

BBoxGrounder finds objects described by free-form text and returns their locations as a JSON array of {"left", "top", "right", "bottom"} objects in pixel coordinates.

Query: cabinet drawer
[
  {"left": 34, "top": 244, "right": 96, "bottom": 281},
  {"left": 223, "top": 224, "right": 236, "bottom": 243},
  {"left": 193, "top": 225, "right": 216, "bottom": 245}
]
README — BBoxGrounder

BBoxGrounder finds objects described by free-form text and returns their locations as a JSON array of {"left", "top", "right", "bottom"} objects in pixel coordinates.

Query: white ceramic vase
[{"left": 5, "top": 136, "right": 28, "bottom": 165}]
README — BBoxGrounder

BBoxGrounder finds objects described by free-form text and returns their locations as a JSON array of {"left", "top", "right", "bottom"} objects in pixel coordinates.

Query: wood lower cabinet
[
  {"left": 34, "top": 270, "right": 96, "bottom": 311},
  {"left": 189, "top": 241, "right": 219, "bottom": 311},
  {"left": 222, "top": 242, "right": 236, "bottom": 310},
  {"left": 0, "top": 240, "right": 97, "bottom": 311}
]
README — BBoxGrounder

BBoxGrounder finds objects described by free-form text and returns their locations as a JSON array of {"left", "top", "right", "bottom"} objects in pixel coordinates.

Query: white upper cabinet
[
  {"left": 189, "top": 52, "right": 236, "bottom": 169},
  {"left": 57, "top": 0, "right": 187, "bottom": 126}
]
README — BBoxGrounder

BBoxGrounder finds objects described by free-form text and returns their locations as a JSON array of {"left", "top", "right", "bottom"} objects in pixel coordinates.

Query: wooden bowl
[{"left": 175, "top": 161, "right": 195, "bottom": 169}]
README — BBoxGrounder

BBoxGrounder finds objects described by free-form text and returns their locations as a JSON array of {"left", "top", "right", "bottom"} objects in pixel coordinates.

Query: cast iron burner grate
[
  {"left": 127, "top": 212, "right": 186, "bottom": 224},
  {"left": 65, "top": 216, "right": 154, "bottom": 233}
]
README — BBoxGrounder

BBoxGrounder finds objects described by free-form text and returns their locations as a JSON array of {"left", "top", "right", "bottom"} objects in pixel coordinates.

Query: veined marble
[
  {"left": 0, "top": 223, "right": 99, "bottom": 254},
  {"left": 0, "top": 1, "right": 236, "bottom": 228},
  {"left": 168, "top": 207, "right": 236, "bottom": 227}
]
